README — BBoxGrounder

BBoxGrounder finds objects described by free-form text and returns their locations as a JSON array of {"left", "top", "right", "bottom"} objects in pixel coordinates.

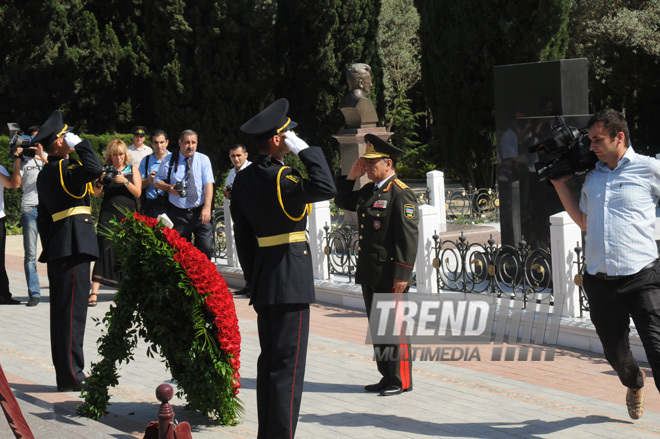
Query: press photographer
[
  {"left": 153, "top": 129, "right": 215, "bottom": 259},
  {"left": 551, "top": 109, "right": 660, "bottom": 421},
  {"left": 6, "top": 124, "right": 47, "bottom": 306}
]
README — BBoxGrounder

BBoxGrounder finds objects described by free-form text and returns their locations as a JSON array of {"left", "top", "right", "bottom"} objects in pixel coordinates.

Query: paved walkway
[{"left": 2, "top": 235, "right": 660, "bottom": 438}]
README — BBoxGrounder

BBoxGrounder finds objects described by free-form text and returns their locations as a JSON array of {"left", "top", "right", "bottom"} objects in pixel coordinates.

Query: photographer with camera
[
  {"left": 551, "top": 109, "right": 660, "bottom": 420},
  {"left": 154, "top": 129, "right": 215, "bottom": 259},
  {"left": 139, "top": 129, "right": 171, "bottom": 218},
  {"left": 88, "top": 139, "right": 141, "bottom": 307},
  {"left": 10, "top": 126, "right": 47, "bottom": 307}
]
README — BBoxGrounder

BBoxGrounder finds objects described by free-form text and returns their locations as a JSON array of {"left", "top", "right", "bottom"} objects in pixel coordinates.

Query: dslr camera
[
  {"left": 101, "top": 165, "right": 119, "bottom": 185},
  {"left": 7, "top": 123, "right": 37, "bottom": 160},
  {"left": 529, "top": 116, "right": 597, "bottom": 182},
  {"left": 173, "top": 180, "right": 187, "bottom": 198}
]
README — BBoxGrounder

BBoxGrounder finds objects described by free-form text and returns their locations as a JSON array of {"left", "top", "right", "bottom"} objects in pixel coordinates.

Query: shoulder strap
[{"left": 167, "top": 150, "right": 179, "bottom": 182}]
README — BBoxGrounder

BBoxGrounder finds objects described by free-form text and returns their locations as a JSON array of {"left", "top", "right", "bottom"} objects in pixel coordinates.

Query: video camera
[
  {"left": 7, "top": 123, "right": 37, "bottom": 160},
  {"left": 529, "top": 116, "right": 597, "bottom": 182},
  {"left": 101, "top": 165, "right": 119, "bottom": 185}
]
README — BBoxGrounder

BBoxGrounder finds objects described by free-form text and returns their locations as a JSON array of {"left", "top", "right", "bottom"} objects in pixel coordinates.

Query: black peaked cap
[
  {"left": 32, "top": 110, "right": 72, "bottom": 147},
  {"left": 362, "top": 133, "right": 405, "bottom": 159},
  {"left": 240, "top": 98, "right": 298, "bottom": 138}
]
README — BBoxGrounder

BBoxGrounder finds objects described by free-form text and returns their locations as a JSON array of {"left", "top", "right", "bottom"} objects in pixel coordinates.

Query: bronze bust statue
[{"left": 340, "top": 63, "right": 378, "bottom": 128}]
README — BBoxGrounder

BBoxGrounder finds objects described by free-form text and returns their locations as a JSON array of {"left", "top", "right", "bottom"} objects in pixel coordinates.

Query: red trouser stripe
[
  {"left": 69, "top": 266, "right": 78, "bottom": 385},
  {"left": 289, "top": 310, "right": 302, "bottom": 439}
]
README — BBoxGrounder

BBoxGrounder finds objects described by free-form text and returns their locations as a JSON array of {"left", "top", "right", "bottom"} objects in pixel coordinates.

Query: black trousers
[
  {"left": 362, "top": 284, "right": 412, "bottom": 390},
  {"left": 143, "top": 198, "right": 167, "bottom": 219},
  {"left": 584, "top": 263, "right": 660, "bottom": 392},
  {"left": 0, "top": 217, "right": 12, "bottom": 300},
  {"left": 47, "top": 254, "right": 91, "bottom": 388},
  {"left": 254, "top": 303, "right": 309, "bottom": 439},
  {"left": 167, "top": 205, "right": 213, "bottom": 259}
]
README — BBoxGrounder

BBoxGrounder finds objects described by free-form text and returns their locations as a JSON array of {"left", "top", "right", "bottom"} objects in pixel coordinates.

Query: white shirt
[
  {"left": 225, "top": 160, "right": 251, "bottom": 187},
  {"left": 19, "top": 156, "right": 46, "bottom": 208},
  {"left": 0, "top": 165, "right": 9, "bottom": 219},
  {"left": 580, "top": 147, "right": 660, "bottom": 275},
  {"left": 128, "top": 143, "right": 153, "bottom": 169}
]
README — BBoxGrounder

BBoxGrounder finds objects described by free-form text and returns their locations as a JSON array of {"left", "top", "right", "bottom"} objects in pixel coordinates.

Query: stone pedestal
[{"left": 333, "top": 127, "right": 392, "bottom": 227}]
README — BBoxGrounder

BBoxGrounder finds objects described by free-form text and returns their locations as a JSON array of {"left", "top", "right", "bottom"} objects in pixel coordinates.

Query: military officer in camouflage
[{"left": 334, "top": 134, "right": 419, "bottom": 396}]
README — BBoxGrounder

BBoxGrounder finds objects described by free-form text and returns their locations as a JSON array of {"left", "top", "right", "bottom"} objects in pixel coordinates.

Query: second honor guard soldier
[
  {"left": 231, "top": 98, "right": 336, "bottom": 438},
  {"left": 334, "top": 134, "right": 419, "bottom": 396},
  {"left": 33, "top": 110, "right": 103, "bottom": 391}
]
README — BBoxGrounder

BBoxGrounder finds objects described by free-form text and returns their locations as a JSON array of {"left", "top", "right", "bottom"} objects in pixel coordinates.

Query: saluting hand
[{"left": 347, "top": 158, "right": 367, "bottom": 180}]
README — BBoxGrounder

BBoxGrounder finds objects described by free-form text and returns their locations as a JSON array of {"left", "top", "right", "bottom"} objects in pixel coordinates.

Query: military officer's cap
[
  {"left": 362, "top": 134, "right": 405, "bottom": 160},
  {"left": 131, "top": 126, "right": 147, "bottom": 136},
  {"left": 240, "top": 98, "right": 298, "bottom": 139},
  {"left": 31, "top": 110, "right": 72, "bottom": 147}
]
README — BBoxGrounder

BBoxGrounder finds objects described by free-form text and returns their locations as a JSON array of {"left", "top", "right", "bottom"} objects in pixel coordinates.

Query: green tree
[
  {"left": 414, "top": 0, "right": 572, "bottom": 187},
  {"left": 275, "top": 0, "right": 381, "bottom": 164},
  {"left": 378, "top": 0, "right": 421, "bottom": 115},
  {"left": 567, "top": 0, "right": 660, "bottom": 155}
]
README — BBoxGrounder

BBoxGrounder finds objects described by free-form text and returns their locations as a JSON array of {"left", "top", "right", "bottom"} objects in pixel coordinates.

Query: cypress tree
[{"left": 414, "top": 0, "right": 571, "bottom": 187}]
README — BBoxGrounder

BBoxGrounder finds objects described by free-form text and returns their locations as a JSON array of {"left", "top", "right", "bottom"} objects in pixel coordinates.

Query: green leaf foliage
[
  {"left": 567, "top": 0, "right": 660, "bottom": 156},
  {"left": 414, "top": 0, "right": 571, "bottom": 187},
  {"left": 79, "top": 211, "right": 243, "bottom": 424}
]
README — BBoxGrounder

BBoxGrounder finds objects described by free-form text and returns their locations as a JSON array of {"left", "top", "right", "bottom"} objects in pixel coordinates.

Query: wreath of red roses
[{"left": 129, "top": 212, "right": 241, "bottom": 393}]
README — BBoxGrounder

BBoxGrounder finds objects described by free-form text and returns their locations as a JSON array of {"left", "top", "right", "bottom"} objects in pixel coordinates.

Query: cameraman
[
  {"left": 11, "top": 126, "right": 47, "bottom": 307},
  {"left": 551, "top": 109, "right": 660, "bottom": 420}
]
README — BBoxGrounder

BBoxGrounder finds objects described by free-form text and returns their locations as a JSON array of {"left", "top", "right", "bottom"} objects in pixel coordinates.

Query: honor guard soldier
[
  {"left": 334, "top": 134, "right": 419, "bottom": 396},
  {"left": 231, "top": 98, "right": 336, "bottom": 438},
  {"left": 33, "top": 110, "right": 103, "bottom": 391}
]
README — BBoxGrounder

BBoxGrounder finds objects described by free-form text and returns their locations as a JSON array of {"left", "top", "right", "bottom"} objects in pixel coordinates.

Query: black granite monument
[{"left": 493, "top": 59, "right": 589, "bottom": 248}]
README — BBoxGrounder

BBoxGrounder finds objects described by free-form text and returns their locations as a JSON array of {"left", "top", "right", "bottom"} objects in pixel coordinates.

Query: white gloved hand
[
  {"left": 64, "top": 132, "right": 83, "bottom": 148},
  {"left": 283, "top": 131, "right": 310, "bottom": 155}
]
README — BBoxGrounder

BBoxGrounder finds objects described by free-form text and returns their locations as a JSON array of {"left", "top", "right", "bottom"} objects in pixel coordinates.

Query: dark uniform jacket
[
  {"left": 335, "top": 174, "right": 419, "bottom": 289},
  {"left": 230, "top": 147, "right": 336, "bottom": 306},
  {"left": 37, "top": 140, "right": 103, "bottom": 262}
]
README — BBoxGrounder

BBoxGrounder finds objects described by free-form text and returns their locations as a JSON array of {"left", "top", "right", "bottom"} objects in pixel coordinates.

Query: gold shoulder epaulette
[{"left": 394, "top": 179, "right": 409, "bottom": 189}]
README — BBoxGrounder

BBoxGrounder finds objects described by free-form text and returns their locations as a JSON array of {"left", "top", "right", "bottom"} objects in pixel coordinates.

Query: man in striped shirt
[{"left": 552, "top": 108, "right": 660, "bottom": 420}]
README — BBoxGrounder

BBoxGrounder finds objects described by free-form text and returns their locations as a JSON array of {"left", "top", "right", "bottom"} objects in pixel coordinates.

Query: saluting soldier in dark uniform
[
  {"left": 231, "top": 98, "right": 336, "bottom": 438},
  {"left": 334, "top": 134, "right": 419, "bottom": 396},
  {"left": 32, "top": 110, "right": 103, "bottom": 392}
]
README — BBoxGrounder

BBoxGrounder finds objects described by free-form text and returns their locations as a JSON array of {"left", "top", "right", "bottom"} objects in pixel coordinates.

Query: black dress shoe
[
  {"left": 57, "top": 382, "right": 83, "bottom": 392},
  {"left": 233, "top": 287, "right": 250, "bottom": 296},
  {"left": 364, "top": 379, "right": 388, "bottom": 392},
  {"left": 0, "top": 296, "right": 20, "bottom": 305},
  {"left": 379, "top": 385, "right": 403, "bottom": 396},
  {"left": 26, "top": 297, "right": 39, "bottom": 307}
]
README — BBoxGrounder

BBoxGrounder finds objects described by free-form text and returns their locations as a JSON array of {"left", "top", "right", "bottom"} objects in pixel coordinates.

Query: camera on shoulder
[
  {"left": 7, "top": 123, "right": 37, "bottom": 160},
  {"left": 529, "top": 116, "right": 597, "bottom": 182}
]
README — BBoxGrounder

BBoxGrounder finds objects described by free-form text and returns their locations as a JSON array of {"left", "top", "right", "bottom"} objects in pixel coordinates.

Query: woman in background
[{"left": 89, "top": 139, "right": 141, "bottom": 306}]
